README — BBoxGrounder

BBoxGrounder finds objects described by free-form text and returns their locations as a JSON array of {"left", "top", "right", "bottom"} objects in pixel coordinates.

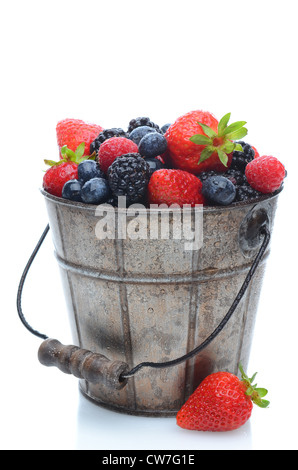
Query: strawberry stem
[
  {"left": 189, "top": 112, "right": 248, "bottom": 167},
  {"left": 44, "top": 143, "right": 96, "bottom": 168},
  {"left": 239, "top": 363, "right": 270, "bottom": 408}
]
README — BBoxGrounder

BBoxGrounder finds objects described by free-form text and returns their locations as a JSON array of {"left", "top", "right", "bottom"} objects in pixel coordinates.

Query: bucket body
[{"left": 42, "top": 189, "right": 280, "bottom": 416}]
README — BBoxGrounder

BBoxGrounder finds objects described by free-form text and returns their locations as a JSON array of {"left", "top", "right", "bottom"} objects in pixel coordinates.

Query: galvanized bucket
[{"left": 37, "top": 189, "right": 280, "bottom": 416}]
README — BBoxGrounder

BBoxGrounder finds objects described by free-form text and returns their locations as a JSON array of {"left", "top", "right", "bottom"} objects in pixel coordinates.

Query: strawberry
[
  {"left": 165, "top": 111, "right": 248, "bottom": 175},
  {"left": 147, "top": 169, "right": 205, "bottom": 207},
  {"left": 56, "top": 118, "right": 104, "bottom": 157},
  {"left": 43, "top": 143, "right": 92, "bottom": 197},
  {"left": 245, "top": 155, "right": 285, "bottom": 193},
  {"left": 176, "top": 364, "right": 269, "bottom": 432},
  {"left": 43, "top": 162, "right": 79, "bottom": 198},
  {"left": 97, "top": 137, "right": 139, "bottom": 173}
]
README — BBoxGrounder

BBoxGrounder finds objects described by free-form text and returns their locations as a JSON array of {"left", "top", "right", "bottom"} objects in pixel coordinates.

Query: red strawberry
[
  {"left": 56, "top": 118, "right": 104, "bottom": 157},
  {"left": 43, "top": 142, "right": 92, "bottom": 197},
  {"left": 165, "top": 111, "right": 248, "bottom": 175},
  {"left": 176, "top": 365, "right": 269, "bottom": 432},
  {"left": 98, "top": 137, "right": 139, "bottom": 173},
  {"left": 147, "top": 169, "right": 205, "bottom": 207},
  {"left": 43, "top": 162, "right": 78, "bottom": 197},
  {"left": 245, "top": 155, "right": 285, "bottom": 193}
]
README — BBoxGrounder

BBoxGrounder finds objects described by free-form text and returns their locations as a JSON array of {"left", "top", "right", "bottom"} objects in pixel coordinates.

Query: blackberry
[
  {"left": 198, "top": 170, "right": 219, "bottom": 182},
  {"left": 127, "top": 117, "right": 161, "bottom": 134},
  {"left": 105, "top": 195, "right": 120, "bottom": 207},
  {"left": 107, "top": 153, "right": 151, "bottom": 205},
  {"left": 199, "top": 168, "right": 247, "bottom": 186},
  {"left": 230, "top": 141, "right": 255, "bottom": 172},
  {"left": 90, "top": 128, "right": 128, "bottom": 155},
  {"left": 224, "top": 168, "right": 247, "bottom": 186},
  {"left": 235, "top": 184, "right": 263, "bottom": 203}
]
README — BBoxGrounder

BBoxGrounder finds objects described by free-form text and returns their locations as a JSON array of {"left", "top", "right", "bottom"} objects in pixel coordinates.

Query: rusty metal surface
[{"left": 41, "top": 189, "right": 280, "bottom": 416}]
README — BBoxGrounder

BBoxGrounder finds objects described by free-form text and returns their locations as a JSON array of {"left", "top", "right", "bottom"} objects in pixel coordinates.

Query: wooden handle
[{"left": 38, "top": 338, "right": 129, "bottom": 390}]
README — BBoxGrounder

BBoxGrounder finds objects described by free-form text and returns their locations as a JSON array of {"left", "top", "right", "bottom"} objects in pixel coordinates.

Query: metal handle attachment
[{"left": 38, "top": 338, "right": 128, "bottom": 390}]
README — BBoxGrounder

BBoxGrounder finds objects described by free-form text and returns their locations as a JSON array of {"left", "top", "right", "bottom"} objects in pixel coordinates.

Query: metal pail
[{"left": 40, "top": 189, "right": 280, "bottom": 416}]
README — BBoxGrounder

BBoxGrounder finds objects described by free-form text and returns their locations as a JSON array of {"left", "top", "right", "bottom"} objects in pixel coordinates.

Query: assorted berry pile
[{"left": 43, "top": 112, "right": 286, "bottom": 207}]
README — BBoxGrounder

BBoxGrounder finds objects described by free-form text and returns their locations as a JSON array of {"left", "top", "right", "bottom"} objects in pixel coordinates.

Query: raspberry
[
  {"left": 245, "top": 155, "right": 285, "bottom": 193},
  {"left": 90, "top": 128, "right": 129, "bottom": 155},
  {"left": 97, "top": 137, "right": 139, "bottom": 173}
]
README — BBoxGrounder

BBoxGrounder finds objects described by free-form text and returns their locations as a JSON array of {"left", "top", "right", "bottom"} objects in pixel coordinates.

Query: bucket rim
[{"left": 39, "top": 186, "right": 283, "bottom": 213}]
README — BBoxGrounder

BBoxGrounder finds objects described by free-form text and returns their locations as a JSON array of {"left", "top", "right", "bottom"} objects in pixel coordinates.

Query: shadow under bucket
[{"left": 39, "top": 189, "right": 281, "bottom": 416}]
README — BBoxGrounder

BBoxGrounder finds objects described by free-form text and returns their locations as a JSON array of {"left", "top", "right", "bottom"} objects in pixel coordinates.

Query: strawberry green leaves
[
  {"left": 198, "top": 147, "right": 214, "bottom": 163},
  {"left": 189, "top": 112, "right": 248, "bottom": 167},
  {"left": 218, "top": 112, "right": 248, "bottom": 140},
  {"left": 189, "top": 134, "right": 213, "bottom": 146},
  {"left": 197, "top": 122, "right": 217, "bottom": 139},
  {"left": 60, "top": 142, "right": 86, "bottom": 163},
  {"left": 217, "top": 149, "right": 229, "bottom": 167},
  {"left": 239, "top": 363, "right": 270, "bottom": 409},
  {"left": 217, "top": 112, "right": 231, "bottom": 135},
  {"left": 44, "top": 143, "right": 96, "bottom": 167}
]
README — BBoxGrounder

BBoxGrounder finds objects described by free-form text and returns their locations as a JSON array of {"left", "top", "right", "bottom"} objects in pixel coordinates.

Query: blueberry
[
  {"left": 78, "top": 159, "right": 105, "bottom": 184},
  {"left": 145, "top": 157, "right": 164, "bottom": 176},
  {"left": 129, "top": 126, "right": 157, "bottom": 145},
  {"left": 161, "top": 123, "right": 171, "bottom": 134},
  {"left": 81, "top": 177, "right": 111, "bottom": 204},
  {"left": 62, "top": 179, "right": 83, "bottom": 202},
  {"left": 202, "top": 176, "right": 236, "bottom": 206},
  {"left": 138, "top": 132, "right": 167, "bottom": 158}
]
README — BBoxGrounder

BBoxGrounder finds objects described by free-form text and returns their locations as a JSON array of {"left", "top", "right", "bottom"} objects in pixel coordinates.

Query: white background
[{"left": 1, "top": 0, "right": 297, "bottom": 450}]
